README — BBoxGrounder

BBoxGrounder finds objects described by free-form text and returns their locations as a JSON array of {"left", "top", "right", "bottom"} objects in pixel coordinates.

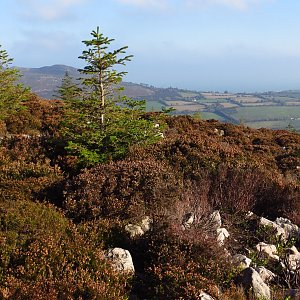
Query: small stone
[
  {"left": 255, "top": 242, "right": 279, "bottom": 261},
  {"left": 217, "top": 228, "right": 229, "bottom": 246},
  {"left": 232, "top": 254, "right": 252, "bottom": 269},
  {"left": 105, "top": 248, "right": 135, "bottom": 273}
]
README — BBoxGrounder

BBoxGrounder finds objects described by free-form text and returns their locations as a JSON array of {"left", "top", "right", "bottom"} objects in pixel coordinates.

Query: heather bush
[
  {"left": 130, "top": 219, "right": 237, "bottom": 299},
  {"left": 209, "top": 164, "right": 272, "bottom": 214},
  {"left": 78, "top": 218, "right": 129, "bottom": 249},
  {"left": 253, "top": 181, "right": 300, "bottom": 222},
  {"left": 64, "top": 158, "right": 182, "bottom": 222},
  {"left": 0, "top": 200, "right": 130, "bottom": 299},
  {"left": 0, "top": 136, "right": 63, "bottom": 202},
  {"left": 0, "top": 112, "right": 299, "bottom": 299},
  {"left": 4, "top": 95, "right": 63, "bottom": 136},
  {"left": 132, "top": 116, "right": 300, "bottom": 176},
  {"left": 0, "top": 120, "right": 6, "bottom": 136}
]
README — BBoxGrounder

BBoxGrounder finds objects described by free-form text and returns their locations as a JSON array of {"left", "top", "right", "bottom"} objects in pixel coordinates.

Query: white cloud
[
  {"left": 186, "top": 0, "right": 272, "bottom": 10},
  {"left": 192, "top": 0, "right": 247, "bottom": 10},
  {"left": 116, "top": 0, "right": 272, "bottom": 11},
  {"left": 16, "top": 0, "right": 89, "bottom": 21},
  {"left": 117, "top": 0, "right": 168, "bottom": 9}
]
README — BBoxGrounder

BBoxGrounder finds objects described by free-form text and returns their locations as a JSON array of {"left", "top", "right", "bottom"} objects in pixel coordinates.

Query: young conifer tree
[
  {"left": 61, "top": 27, "right": 163, "bottom": 167},
  {"left": 78, "top": 26, "right": 133, "bottom": 127},
  {"left": 57, "top": 71, "right": 81, "bottom": 102}
]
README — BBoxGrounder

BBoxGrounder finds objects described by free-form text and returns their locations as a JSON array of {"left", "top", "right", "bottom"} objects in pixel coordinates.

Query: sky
[{"left": 1, "top": 0, "right": 300, "bottom": 92}]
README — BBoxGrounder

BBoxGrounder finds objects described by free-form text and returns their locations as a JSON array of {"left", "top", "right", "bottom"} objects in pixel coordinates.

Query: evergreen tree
[
  {"left": 62, "top": 27, "right": 164, "bottom": 167},
  {"left": 78, "top": 26, "right": 133, "bottom": 127},
  {"left": 0, "top": 45, "right": 29, "bottom": 121},
  {"left": 56, "top": 71, "right": 81, "bottom": 102}
]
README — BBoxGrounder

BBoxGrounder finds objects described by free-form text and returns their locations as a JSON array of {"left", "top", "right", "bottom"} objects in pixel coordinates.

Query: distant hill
[
  {"left": 18, "top": 64, "right": 300, "bottom": 132},
  {"left": 18, "top": 64, "right": 161, "bottom": 100}
]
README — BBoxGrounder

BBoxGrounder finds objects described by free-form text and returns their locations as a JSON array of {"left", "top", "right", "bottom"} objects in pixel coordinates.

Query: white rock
[
  {"left": 105, "top": 248, "right": 135, "bottom": 273},
  {"left": 246, "top": 211, "right": 254, "bottom": 218},
  {"left": 140, "top": 216, "right": 152, "bottom": 232},
  {"left": 200, "top": 291, "right": 214, "bottom": 300},
  {"left": 240, "top": 267, "right": 271, "bottom": 300},
  {"left": 255, "top": 242, "right": 279, "bottom": 261},
  {"left": 275, "top": 217, "right": 300, "bottom": 239},
  {"left": 125, "top": 216, "right": 152, "bottom": 238},
  {"left": 287, "top": 245, "right": 299, "bottom": 255},
  {"left": 182, "top": 212, "right": 194, "bottom": 229},
  {"left": 217, "top": 228, "right": 229, "bottom": 246},
  {"left": 259, "top": 217, "right": 286, "bottom": 240},
  {"left": 209, "top": 210, "right": 222, "bottom": 229},
  {"left": 213, "top": 128, "right": 224, "bottom": 137},
  {"left": 125, "top": 224, "right": 144, "bottom": 238},
  {"left": 283, "top": 247, "right": 300, "bottom": 271},
  {"left": 254, "top": 266, "right": 276, "bottom": 283},
  {"left": 232, "top": 254, "right": 252, "bottom": 269}
]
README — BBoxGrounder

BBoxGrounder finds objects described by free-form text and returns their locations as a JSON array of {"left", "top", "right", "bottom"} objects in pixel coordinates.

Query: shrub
[
  {"left": 4, "top": 94, "right": 63, "bottom": 136},
  {"left": 64, "top": 158, "right": 182, "bottom": 222},
  {"left": 131, "top": 219, "right": 236, "bottom": 299},
  {"left": 0, "top": 136, "right": 63, "bottom": 203},
  {"left": 208, "top": 164, "right": 271, "bottom": 214},
  {"left": 0, "top": 200, "right": 130, "bottom": 299}
]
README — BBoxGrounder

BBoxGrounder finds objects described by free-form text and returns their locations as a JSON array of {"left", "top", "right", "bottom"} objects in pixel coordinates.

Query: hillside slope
[{"left": 1, "top": 99, "right": 300, "bottom": 298}]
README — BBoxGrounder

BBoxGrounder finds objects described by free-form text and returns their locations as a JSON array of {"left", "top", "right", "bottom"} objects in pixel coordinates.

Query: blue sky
[{"left": 1, "top": 0, "right": 300, "bottom": 92}]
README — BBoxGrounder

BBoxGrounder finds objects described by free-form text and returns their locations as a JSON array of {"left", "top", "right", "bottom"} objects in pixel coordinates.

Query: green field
[
  {"left": 196, "top": 98, "right": 230, "bottom": 103},
  {"left": 178, "top": 91, "right": 200, "bottom": 98},
  {"left": 201, "top": 112, "right": 225, "bottom": 121},
  {"left": 246, "top": 120, "right": 300, "bottom": 132},
  {"left": 227, "top": 106, "right": 300, "bottom": 122},
  {"left": 273, "top": 96, "right": 300, "bottom": 102}
]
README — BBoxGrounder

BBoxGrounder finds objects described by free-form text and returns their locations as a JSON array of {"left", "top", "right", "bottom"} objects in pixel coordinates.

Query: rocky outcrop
[
  {"left": 123, "top": 211, "right": 300, "bottom": 298},
  {"left": 259, "top": 216, "right": 300, "bottom": 241}
]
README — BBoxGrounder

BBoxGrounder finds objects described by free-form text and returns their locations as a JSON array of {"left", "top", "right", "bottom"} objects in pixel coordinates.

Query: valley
[{"left": 19, "top": 65, "right": 300, "bottom": 132}]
